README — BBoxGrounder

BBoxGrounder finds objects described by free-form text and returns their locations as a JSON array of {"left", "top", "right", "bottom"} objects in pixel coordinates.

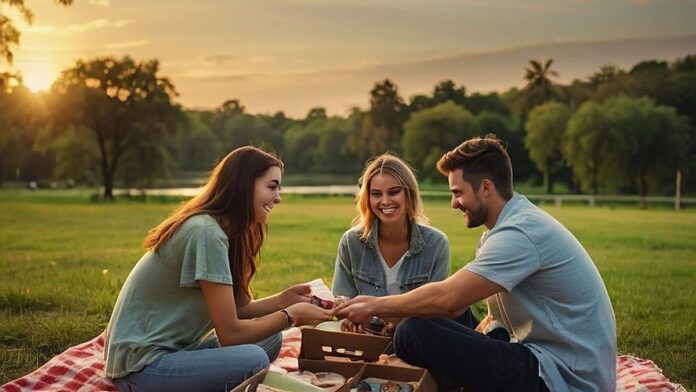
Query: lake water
[{"left": 127, "top": 185, "right": 361, "bottom": 197}]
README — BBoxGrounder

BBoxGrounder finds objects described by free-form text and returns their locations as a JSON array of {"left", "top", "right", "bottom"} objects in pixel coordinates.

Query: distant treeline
[{"left": 0, "top": 55, "right": 694, "bottom": 201}]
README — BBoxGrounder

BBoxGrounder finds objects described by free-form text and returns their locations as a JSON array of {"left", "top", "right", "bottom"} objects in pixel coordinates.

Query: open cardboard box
[
  {"left": 231, "top": 328, "right": 436, "bottom": 392},
  {"left": 229, "top": 360, "right": 363, "bottom": 392},
  {"left": 300, "top": 328, "right": 436, "bottom": 392},
  {"left": 300, "top": 327, "right": 391, "bottom": 362}
]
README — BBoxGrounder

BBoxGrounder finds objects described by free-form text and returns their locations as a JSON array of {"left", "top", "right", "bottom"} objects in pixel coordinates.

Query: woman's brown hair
[{"left": 143, "top": 146, "right": 283, "bottom": 299}]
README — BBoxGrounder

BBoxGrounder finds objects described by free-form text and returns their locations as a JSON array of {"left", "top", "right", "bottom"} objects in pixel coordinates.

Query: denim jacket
[{"left": 331, "top": 220, "right": 450, "bottom": 297}]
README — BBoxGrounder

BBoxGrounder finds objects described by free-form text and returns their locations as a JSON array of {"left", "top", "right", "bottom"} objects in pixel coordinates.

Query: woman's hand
[
  {"left": 286, "top": 302, "right": 333, "bottom": 327},
  {"left": 279, "top": 283, "right": 312, "bottom": 308}
]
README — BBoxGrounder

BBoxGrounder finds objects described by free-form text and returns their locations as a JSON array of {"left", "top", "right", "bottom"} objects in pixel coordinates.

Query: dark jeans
[{"left": 393, "top": 317, "right": 549, "bottom": 392}]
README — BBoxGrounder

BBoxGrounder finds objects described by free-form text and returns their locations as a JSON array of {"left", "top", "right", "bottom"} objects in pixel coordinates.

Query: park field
[{"left": 0, "top": 190, "right": 695, "bottom": 389}]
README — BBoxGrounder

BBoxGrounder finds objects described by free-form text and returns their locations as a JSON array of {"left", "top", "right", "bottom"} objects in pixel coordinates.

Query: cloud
[
  {"left": 105, "top": 39, "right": 149, "bottom": 49},
  {"left": 204, "top": 54, "right": 240, "bottom": 64},
  {"left": 186, "top": 73, "right": 261, "bottom": 82},
  {"left": 24, "top": 19, "right": 131, "bottom": 36},
  {"left": 88, "top": 0, "right": 110, "bottom": 7}
]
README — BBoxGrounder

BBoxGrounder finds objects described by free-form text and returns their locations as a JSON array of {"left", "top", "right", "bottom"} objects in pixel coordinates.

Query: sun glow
[{"left": 20, "top": 60, "right": 60, "bottom": 93}]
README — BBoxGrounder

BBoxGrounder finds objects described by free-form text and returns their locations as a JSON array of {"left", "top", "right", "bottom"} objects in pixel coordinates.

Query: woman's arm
[
  {"left": 199, "top": 280, "right": 332, "bottom": 346},
  {"left": 236, "top": 283, "right": 311, "bottom": 319}
]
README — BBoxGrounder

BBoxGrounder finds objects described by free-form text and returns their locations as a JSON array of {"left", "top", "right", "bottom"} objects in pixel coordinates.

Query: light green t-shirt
[{"left": 104, "top": 214, "right": 233, "bottom": 378}]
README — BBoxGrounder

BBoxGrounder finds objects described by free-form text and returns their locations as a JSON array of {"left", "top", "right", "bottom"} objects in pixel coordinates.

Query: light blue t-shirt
[
  {"left": 104, "top": 214, "right": 233, "bottom": 378},
  {"left": 465, "top": 194, "right": 616, "bottom": 392}
]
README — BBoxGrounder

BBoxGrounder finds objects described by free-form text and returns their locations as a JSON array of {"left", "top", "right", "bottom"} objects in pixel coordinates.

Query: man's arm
[{"left": 335, "top": 268, "right": 504, "bottom": 325}]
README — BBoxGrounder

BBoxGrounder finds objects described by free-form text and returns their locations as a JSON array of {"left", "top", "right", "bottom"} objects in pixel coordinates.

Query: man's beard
[{"left": 465, "top": 200, "right": 488, "bottom": 228}]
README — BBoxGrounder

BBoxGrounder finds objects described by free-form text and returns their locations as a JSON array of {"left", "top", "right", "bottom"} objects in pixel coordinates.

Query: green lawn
[{"left": 1, "top": 190, "right": 694, "bottom": 389}]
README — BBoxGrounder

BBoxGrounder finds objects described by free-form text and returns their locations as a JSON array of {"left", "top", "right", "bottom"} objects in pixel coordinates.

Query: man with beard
[{"left": 335, "top": 135, "right": 616, "bottom": 392}]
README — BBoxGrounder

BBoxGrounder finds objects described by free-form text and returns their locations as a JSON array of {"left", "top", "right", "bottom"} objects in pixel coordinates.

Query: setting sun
[{"left": 20, "top": 60, "right": 59, "bottom": 93}]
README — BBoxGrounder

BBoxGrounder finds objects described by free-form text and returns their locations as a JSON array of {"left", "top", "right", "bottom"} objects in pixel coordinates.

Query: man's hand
[
  {"left": 279, "top": 283, "right": 312, "bottom": 308},
  {"left": 333, "top": 295, "right": 378, "bottom": 326}
]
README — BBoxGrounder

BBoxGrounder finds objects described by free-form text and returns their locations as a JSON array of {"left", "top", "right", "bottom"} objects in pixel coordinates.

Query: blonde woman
[{"left": 331, "top": 153, "right": 475, "bottom": 332}]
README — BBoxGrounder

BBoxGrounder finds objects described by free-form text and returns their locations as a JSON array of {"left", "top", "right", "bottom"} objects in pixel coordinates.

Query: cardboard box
[
  {"left": 233, "top": 328, "right": 436, "bottom": 392},
  {"left": 230, "top": 360, "right": 362, "bottom": 392},
  {"left": 230, "top": 366, "right": 269, "bottom": 392},
  {"left": 349, "top": 363, "right": 437, "bottom": 392},
  {"left": 299, "top": 328, "right": 436, "bottom": 392},
  {"left": 300, "top": 328, "right": 391, "bottom": 362}
]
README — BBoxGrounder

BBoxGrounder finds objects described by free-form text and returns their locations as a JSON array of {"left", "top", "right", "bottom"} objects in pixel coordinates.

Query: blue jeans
[
  {"left": 394, "top": 317, "right": 549, "bottom": 392},
  {"left": 113, "top": 331, "right": 282, "bottom": 392}
]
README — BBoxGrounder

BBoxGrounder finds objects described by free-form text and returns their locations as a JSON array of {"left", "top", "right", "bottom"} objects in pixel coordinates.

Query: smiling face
[
  {"left": 368, "top": 172, "right": 408, "bottom": 225},
  {"left": 448, "top": 168, "right": 488, "bottom": 229},
  {"left": 253, "top": 166, "right": 282, "bottom": 224}
]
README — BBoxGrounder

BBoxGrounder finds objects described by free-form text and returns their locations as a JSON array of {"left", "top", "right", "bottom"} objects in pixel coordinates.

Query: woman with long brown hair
[{"left": 104, "top": 146, "right": 332, "bottom": 392}]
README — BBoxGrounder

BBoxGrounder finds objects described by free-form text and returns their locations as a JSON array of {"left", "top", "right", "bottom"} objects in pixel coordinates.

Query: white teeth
[{"left": 381, "top": 208, "right": 396, "bottom": 214}]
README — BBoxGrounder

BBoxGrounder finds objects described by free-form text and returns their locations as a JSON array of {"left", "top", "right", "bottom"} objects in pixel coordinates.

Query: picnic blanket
[{"left": 1, "top": 329, "right": 687, "bottom": 392}]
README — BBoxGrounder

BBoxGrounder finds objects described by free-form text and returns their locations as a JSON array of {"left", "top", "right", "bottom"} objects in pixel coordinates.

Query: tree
[
  {"left": 166, "top": 110, "right": 220, "bottom": 172},
  {"left": 564, "top": 101, "right": 613, "bottom": 195},
  {"left": 0, "top": 0, "right": 72, "bottom": 64},
  {"left": 350, "top": 79, "right": 407, "bottom": 159},
  {"left": 566, "top": 96, "right": 689, "bottom": 205},
  {"left": 588, "top": 64, "right": 624, "bottom": 88},
  {"left": 402, "top": 102, "right": 478, "bottom": 180},
  {"left": 0, "top": 80, "right": 46, "bottom": 184},
  {"left": 432, "top": 80, "right": 467, "bottom": 107},
  {"left": 521, "top": 59, "right": 559, "bottom": 115},
  {"left": 304, "top": 107, "right": 327, "bottom": 123},
  {"left": 465, "top": 92, "right": 510, "bottom": 116},
  {"left": 47, "top": 56, "right": 185, "bottom": 200},
  {"left": 524, "top": 101, "right": 571, "bottom": 194}
]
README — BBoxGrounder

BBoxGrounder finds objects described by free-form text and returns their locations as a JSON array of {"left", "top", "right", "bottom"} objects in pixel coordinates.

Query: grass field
[{"left": 1, "top": 190, "right": 694, "bottom": 389}]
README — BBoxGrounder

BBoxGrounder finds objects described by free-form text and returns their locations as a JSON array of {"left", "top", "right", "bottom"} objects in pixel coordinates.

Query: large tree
[
  {"left": 402, "top": 101, "right": 478, "bottom": 180},
  {"left": 47, "top": 56, "right": 185, "bottom": 200},
  {"left": 566, "top": 96, "right": 689, "bottom": 205},
  {"left": 564, "top": 101, "right": 613, "bottom": 195},
  {"left": 524, "top": 101, "right": 571, "bottom": 194}
]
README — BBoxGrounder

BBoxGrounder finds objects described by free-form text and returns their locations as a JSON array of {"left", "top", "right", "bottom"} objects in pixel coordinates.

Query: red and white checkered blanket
[{"left": 1, "top": 330, "right": 686, "bottom": 391}]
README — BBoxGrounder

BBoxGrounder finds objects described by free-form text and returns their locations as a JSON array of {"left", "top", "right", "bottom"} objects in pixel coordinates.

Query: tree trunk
[
  {"left": 103, "top": 169, "right": 114, "bottom": 201},
  {"left": 545, "top": 163, "right": 554, "bottom": 194},
  {"left": 637, "top": 174, "right": 647, "bottom": 209}
]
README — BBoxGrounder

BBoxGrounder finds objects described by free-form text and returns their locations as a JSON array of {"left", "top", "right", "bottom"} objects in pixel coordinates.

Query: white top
[{"left": 377, "top": 247, "right": 406, "bottom": 295}]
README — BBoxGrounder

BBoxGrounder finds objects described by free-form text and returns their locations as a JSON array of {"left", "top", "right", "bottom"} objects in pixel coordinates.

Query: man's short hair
[{"left": 437, "top": 134, "right": 514, "bottom": 200}]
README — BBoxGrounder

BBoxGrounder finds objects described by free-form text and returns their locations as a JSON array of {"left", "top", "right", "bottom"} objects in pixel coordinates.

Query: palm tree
[{"left": 522, "top": 59, "right": 559, "bottom": 114}]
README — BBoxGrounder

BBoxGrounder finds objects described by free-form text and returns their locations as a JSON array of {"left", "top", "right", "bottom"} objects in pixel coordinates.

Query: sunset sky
[{"left": 6, "top": 0, "right": 696, "bottom": 117}]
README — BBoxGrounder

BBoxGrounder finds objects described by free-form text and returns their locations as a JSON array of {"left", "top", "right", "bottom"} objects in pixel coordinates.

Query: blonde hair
[{"left": 353, "top": 153, "right": 428, "bottom": 241}]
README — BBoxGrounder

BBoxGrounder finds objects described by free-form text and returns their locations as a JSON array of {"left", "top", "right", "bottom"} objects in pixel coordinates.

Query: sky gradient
[{"left": 7, "top": 0, "right": 696, "bottom": 117}]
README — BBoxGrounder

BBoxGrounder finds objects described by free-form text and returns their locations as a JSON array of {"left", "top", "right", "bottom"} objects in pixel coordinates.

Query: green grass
[{"left": 1, "top": 192, "right": 694, "bottom": 389}]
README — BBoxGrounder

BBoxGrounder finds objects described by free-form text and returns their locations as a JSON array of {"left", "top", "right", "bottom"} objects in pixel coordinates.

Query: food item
[
  {"left": 310, "top": 295, "right": 350, "bottom": 310},
  {"left": 354, "top": 378, "right": 415, "bottom": 392}
]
